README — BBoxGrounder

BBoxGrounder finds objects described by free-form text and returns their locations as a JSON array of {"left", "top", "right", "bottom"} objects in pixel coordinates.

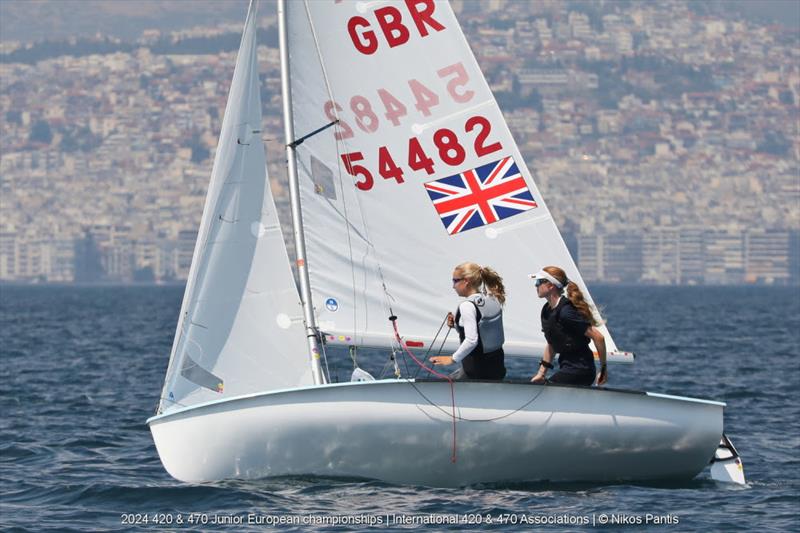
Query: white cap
[{"left": 528, "top": 270, "right": 563, "bottom": 289}]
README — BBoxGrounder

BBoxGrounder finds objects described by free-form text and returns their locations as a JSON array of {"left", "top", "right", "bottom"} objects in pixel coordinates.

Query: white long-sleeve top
[{"left": 451, "top": 300, "right": 479, "bottom": 363}]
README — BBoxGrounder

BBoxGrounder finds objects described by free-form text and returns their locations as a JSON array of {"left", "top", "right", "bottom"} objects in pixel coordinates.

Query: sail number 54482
[{"left": 341, "top": 115, "right": 502, "bottom": 191}]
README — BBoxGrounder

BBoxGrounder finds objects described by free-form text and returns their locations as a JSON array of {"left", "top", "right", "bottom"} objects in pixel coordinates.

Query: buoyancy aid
[
  {"left": 541, "top": 297, "right": 594, "bottom": 374},
  {"left": 454, "top": 293, "right": 506, "bottom": 379}
]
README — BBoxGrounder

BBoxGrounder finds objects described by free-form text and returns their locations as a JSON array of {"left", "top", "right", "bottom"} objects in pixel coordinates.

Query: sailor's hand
[
  {"left": 596, "top": 364, "right": 608, "bottom": 386},
  {"left": 430, "top": 355, "right": 454, "bottom": 366},
  {"left": 446, "top": 312, "right": 455, "bottom": 328},
  {"left": 531, "top": 370, "right": 547, "bottom": 384}
]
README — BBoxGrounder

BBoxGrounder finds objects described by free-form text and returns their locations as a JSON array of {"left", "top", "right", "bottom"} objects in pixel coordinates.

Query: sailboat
[{"left": 148, "top": 0, "right": 745, "bottom": 487}]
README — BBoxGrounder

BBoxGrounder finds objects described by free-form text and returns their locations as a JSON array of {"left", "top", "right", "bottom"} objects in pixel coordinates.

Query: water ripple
[{"left": 1, "top": 285, "right": 798, "bottom": 531}]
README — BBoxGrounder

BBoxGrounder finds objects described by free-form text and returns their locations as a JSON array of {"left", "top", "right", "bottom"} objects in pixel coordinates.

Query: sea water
[{"left": 1, "top": 285, "right": 798, "bottom": 531}]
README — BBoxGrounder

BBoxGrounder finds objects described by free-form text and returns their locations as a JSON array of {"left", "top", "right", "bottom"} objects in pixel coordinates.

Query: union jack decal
[{"left": 423, "top": 156, "right": 538, "bottom": 235}]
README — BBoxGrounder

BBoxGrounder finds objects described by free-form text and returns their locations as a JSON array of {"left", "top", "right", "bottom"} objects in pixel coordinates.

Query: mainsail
[
  {"left": 285, "top": 0, "right": 623, "bottom": 358},
  {"left": 158, "top": 1, "right": 312, "bottom": 413}
]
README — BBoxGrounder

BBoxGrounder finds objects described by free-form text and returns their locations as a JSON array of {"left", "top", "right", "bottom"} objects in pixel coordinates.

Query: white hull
[{"left": 148, "top": 380, "right": 724, "bottom": 487}]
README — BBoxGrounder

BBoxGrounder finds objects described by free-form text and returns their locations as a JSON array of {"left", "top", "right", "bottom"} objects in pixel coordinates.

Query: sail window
[{"left": 180, "top": 354, "right": 224, "bottom": 394}]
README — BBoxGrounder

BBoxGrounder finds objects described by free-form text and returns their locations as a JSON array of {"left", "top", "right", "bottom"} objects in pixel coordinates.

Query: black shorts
[{"left": 548, "top": 371, "right": 595, "bottom": 386}]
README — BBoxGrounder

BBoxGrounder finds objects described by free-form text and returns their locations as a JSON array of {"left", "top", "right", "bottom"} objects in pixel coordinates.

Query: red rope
[{"left": 390, "top": 318, "right": 457, "bottom": 463}]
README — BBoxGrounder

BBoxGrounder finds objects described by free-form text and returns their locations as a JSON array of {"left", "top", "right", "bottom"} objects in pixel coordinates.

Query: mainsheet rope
[
  {"left": 390, "top": 314, "right": 458, "bottom": 463},
  {"left": 416, "top": 314, "right": 452, "bottom": 378}
]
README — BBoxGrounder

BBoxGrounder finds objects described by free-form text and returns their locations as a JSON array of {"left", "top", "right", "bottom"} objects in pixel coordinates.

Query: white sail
[
  {"left": 285, "top": 1, "right": 626, "bottom": 360},
  {"left": 158, "top": 0, "right": 312, "bottom": 414}
]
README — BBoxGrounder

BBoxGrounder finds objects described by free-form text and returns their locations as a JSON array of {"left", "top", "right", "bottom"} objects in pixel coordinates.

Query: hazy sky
[
  {"left": 720, "top": 0, "right": 800, "bottom": 26},
  {"left": 0, "top": 0, "right": 798, "bottom": 44},
  {"left": 0, "top": 0, "right": 259, "bottom": 43}
]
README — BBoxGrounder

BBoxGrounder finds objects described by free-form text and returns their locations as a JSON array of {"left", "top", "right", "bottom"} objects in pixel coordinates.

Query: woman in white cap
[
  {"left": 429, "top": 262, "right": 506, "bottom": 380},
  {"left": 530, "top": 266, "right": 607, "bottom": 386}
]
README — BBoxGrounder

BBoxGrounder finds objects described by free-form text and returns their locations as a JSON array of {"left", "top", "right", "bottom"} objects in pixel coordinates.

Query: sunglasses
[
  {"left": 452, "top": 278, "right": 464, "bottom": 284},
  {"left": 534, "top": 278, "right": 549, "bottom": 287}
]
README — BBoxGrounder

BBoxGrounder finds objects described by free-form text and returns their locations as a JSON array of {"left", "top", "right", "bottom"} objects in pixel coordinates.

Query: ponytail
[
  {"left": 543, "top": 266, "right": 598, "bottom": 325},
  {"left": 480, "top": 266, "right": 506, "bottom": 305},
  {"left": 565, "top": 281, "right": 598, "bottom": 326},
  {"left": 454, "top": 262, "right": 507, "bottom": 305}
]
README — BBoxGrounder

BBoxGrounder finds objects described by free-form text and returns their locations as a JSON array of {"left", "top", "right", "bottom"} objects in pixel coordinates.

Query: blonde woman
[
  {"left": 530, "top": 266, "right": 608, "bottom": 386},
  {"left": 429, "top": 262, "right": 506, "bottom": 380}
]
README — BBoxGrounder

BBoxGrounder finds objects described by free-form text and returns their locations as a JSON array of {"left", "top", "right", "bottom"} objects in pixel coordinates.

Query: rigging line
[
  {"left": 384, "top": 312, "right": 404, "bottom": 378},
  {"left": 319, "top": 332, "right": 332, "bottom": 382},
  {"left": 348, "top": 345, "right": 358, "bottom": 370},
  {"left": 302, "top": 2, "right": 402, "bottom": 363},
  {"left": 415, "top": 314, "right": 450, "bottom": 378},
  {"left": 436, "top": 326, "right": 452, "bottom": 356},
  {"left": 335, "top": 147, "right": 360, "bottom": 342},
  {"left": 374, "top": 253, "right": 398, "bottom": 324},
  {"left": 392, "top": 335, "right": 410, "bottom": 378},
  {"left": 385, "top": 329, "right": 405, "bottom": 378},
  {"left": 301, "top": 0, "right": 362, "bottom": 344},
  {"left": 391, "top": 316, "right": 458, "bottom": 464},
  {"left": 419, "top": 322, "right": 452, "bottom": 379},
  {"left": 302, "top": 0, "right": 338, "bottom": 114},
  {"left": 380, "top": 355, "right": 397, "bottom": 379},
  {"left": 399, "top": 342, "right": 411, "bottom": 376},
  {"left": 341, "top": 157, "right": 396, "bottom": 338},
  {"left": 334, "top": 144, "right": 360, "bottom": 347},
  {"left": 394, "top": 331, "right": 542, "bottom": 423},
  {"left": 404, "top": 381, "right": 547, "bottom": 422},
  {"left": 303, "top": 2, "right": 393, "bottom": 332},
  {"left": 423, "top": 315, "right": 449, "bottom": 358},
  {"left": 329, "top": 127, "right": 387, "bottom": 343}
]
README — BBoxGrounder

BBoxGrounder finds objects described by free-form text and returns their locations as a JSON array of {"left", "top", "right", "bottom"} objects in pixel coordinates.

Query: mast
[{"left": 277, "top": 0, "right": 326, "bottom": 385}]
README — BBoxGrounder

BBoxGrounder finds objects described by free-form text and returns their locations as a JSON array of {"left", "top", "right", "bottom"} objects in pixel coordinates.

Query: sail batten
[{"left": 286, "top": 0, "right": 620, "bottom": 362}]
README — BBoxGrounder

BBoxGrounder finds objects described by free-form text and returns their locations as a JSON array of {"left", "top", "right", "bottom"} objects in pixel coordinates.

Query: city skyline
[{"left": 1, "top": 0, "right": 798, "bottom": 285}]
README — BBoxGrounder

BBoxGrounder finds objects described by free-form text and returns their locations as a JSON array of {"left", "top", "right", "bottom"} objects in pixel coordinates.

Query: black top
[{"left": 541, "top": 298, "right": 595, "bottom": 375}]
